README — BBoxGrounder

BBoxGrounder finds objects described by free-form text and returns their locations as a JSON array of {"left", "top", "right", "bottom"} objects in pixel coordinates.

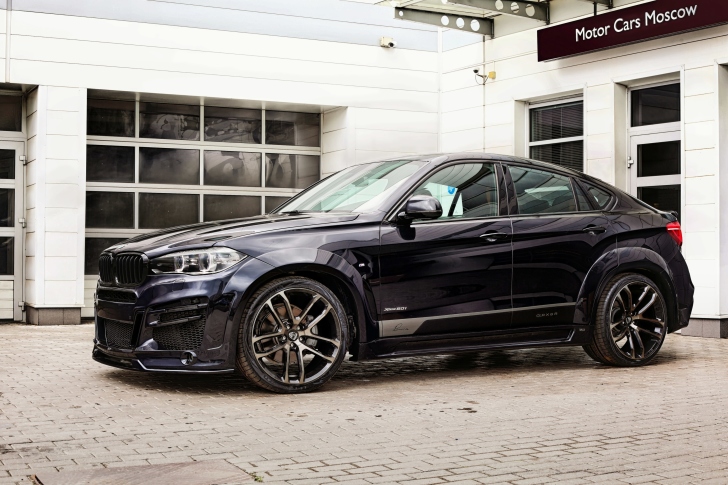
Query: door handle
[
  {"left": 582, "top": 225, "right": 607, "bottom": 235},
  {"left": 480, "top": 232, "right": 508, "bottom": 243}
]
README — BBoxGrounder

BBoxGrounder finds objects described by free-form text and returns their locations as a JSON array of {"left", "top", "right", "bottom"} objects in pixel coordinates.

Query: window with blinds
[{"left": 528, "top": 100, "right": 584, "bottom": 172}]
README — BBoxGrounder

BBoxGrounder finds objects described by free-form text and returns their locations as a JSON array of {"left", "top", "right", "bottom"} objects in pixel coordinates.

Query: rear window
[
  {"left": 509, "top": 166, "right": 577, "bottom": 215},
  {"left": 581, "top": 181, "right": 613, "bottom": 209}
]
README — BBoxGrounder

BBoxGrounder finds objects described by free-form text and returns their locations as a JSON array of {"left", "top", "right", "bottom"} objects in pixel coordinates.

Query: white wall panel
[
  {"left": 11, "top": 12, "right": 437, "bottom": 72},
  {"left": 441, "top": 128, "right": 483, "bottom": 153},
  {"left": 355, "top": 129, "right": 436, "bottom": 153},
  {"left": 12, "top": 60, "right": 438, "bottom": 113},
  {"left": 11, "top": 36, "right": 439, "bottom": 94},
  {"left": 354, "top": 108, "right": 438, "bottom": 134},
  {"left": 441, "top": 107, "right": 482, "bottom": 134}
]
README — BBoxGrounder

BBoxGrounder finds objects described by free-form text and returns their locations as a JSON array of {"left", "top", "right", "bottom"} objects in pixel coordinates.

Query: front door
[
  {"left": 378, "top": 162, "right": 512, "bottom": 338},
  {"left": 629, "top": 131, "right": 682, "bottom": 218},
  {"left": 507, "top": 164, "right": 617, "bottom": 328},
  {"left": 0, "top": 142, "right": 24, "bottom": 321}
]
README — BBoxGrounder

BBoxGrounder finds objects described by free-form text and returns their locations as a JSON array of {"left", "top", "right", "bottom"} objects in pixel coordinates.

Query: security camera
[
  {"left": 473, "top": 68, "right": 480, "bottom": 74},
  {"left": 380, "top": 37, "right": 397, "bottom": 48}
]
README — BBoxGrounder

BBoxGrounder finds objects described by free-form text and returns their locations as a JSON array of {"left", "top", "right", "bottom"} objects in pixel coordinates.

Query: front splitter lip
[{"left": 92, "top": 346, "right": 235, "bottom": 374}]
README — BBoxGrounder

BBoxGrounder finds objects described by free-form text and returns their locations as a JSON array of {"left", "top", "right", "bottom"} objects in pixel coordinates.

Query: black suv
[{"left": 93, "top": 154, "right": 694, "bottom": 393}]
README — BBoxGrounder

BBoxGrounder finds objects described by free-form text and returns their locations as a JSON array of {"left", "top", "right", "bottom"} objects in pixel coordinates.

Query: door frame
[
  {"left": 0, "top": 140, "right": 25, "bottom": 321},
  {"left": 628, "top": 131, "right": 682, "bottom": 205}
]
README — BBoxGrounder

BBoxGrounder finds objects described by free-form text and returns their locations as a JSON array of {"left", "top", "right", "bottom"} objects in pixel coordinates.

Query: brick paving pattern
[{"left": 1, "top": 324, "right": 728, "bottom": 484}]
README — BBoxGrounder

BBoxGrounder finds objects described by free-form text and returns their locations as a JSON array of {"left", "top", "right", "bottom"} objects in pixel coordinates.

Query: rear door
[
  {"left": 506, "top": 164, "right": 617, "bottom": 328},
  {"left": 378, "top": 162, "right": 513, "bottom": 338}
]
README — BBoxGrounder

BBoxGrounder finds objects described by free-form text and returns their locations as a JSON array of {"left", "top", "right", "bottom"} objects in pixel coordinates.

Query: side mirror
[{"left": 398, "top": 195, "right": 442, "bottom": 223}]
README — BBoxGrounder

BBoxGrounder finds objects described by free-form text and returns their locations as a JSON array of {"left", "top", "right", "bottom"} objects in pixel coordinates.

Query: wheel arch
[
  {"left": 230, "top": 249, "right": 375, "bottom": 361},
  {"left": 576, "top": 247, "right": 680, "bottom": 333}
]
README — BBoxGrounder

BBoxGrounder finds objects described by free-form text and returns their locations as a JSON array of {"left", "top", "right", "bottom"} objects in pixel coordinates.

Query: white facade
[{"left": 0, "top": 0, "right": 724, "bottom": 335}]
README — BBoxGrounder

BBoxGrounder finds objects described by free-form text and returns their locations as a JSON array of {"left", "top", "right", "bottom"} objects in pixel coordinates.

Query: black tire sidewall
[
  {"left": 237, "top": 277, "right": 349, "bottom": 393},
  {"left": 596, "top": 273, "right": 667, "bottom": 367}
]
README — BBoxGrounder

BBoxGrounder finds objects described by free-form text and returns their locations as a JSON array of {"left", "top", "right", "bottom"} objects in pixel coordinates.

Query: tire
[
  {"left": 583, "top": 273, "right": 668, "bottom": 367},
  {"left": 236, "top": 276, "right": 349, "bottom": 393}
]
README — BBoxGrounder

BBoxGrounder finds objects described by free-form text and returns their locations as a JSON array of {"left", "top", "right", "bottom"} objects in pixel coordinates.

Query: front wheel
[
  {"left": 236, "top": 277, "right": 349, "bottom": 393},
  {"left": 584, "top": 273, "right": 668, "bottom": 367}
]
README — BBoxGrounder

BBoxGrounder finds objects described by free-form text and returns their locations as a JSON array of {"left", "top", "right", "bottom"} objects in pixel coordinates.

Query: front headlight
[{"left": 149, "top": 247, "right": 246, "bottom": 275}]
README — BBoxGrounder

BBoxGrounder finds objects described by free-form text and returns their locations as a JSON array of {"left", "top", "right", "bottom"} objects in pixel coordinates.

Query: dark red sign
[{"left": 538, "top": 0, "right": 728, "bottom": 62}]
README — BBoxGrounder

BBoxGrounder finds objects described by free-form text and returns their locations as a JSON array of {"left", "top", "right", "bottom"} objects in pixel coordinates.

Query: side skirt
[{"left": 357, "top": 325, "right": 592, "bottom": 360}]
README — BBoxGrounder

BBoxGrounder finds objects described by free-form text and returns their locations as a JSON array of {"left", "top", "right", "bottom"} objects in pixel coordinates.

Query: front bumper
[{"left": 93, "top": 256, "right": 275, "bottom": 373}]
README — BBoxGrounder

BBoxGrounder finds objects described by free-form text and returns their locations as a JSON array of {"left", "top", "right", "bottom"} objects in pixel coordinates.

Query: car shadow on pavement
[{"left": 102, "top": 343, "right": 680, "bottom": 395}]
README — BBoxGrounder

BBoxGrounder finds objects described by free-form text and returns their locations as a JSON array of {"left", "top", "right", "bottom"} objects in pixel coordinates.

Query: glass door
[
  {"left": 0, "top": 142, "right": 24, "bottom": 321},
  {"left": 629, "top": 132, "right": 682, "bottom": 219}
]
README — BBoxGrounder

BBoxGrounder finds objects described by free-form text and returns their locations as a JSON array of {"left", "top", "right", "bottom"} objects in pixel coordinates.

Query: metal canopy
[
  {"left": 395, "top": 7, "right": 494, "bottom": 36},
  {"left": 447, "top": 0, "right": 548, "bottom": 23},
  {"left": 577, "top": 0, "right": 614, "bottom": 7}
]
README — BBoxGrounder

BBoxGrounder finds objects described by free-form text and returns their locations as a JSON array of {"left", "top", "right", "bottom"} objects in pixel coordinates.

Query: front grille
[
  {"left": 97, "top": 289, "right": 137, "bottom": 304},
  {"left": 98, "top": 253, "right": 147, "bottom": 286},
  {"left": 104, "top": 319, "right": 134, "bottom": 349},
  {"left": 116, "top": 254, "right": 147, "bottom": 286},
  {"left": 153, "top": 319, "right": 206, "bottom": 351},
  {"left": 99, "top": 254, "right": 113, "bottom": 283}
]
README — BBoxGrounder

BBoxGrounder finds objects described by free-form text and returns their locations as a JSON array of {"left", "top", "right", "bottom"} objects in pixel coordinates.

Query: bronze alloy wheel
[
  {"left": 237, "top": 277, "right": 348, "bottom": 393},
  {"left": 584, "top": 273, "right": 668, "bottom": 367}
]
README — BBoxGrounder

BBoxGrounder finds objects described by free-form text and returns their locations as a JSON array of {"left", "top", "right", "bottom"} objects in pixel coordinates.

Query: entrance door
[
  {"left": 629, "top": 132, "right": 682, "bottom": 218},
  {"left": 0, "top": 142, "right": 24, "bottom": 321}
]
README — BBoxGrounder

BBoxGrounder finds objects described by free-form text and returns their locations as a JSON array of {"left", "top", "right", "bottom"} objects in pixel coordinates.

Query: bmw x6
[{"left": 92, "top": 153, "right": 694, "bottom": 393}]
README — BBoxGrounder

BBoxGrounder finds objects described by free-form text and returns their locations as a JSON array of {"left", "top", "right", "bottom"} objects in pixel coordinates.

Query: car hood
[{"left": 104, "top": 213, "right": 361, "bottom": 258}]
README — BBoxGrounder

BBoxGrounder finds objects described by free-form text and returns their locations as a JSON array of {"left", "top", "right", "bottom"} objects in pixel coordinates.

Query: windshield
[{"left": 273, "top": 160, "right": 427, "bottom": 213}]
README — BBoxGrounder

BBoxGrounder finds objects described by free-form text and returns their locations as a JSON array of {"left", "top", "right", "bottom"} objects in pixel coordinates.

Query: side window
[
  {"left": 509, "top": 166, "right": 577, "bottom": 215},
  {"left": 411, "top": 163, "right": 497, "bottom": 220},
  {"left": 574, "top": 181, "right": 593, "bottom": 211},
  {"left": 581, "top": 181, "right": 613, "bottom": 209}
]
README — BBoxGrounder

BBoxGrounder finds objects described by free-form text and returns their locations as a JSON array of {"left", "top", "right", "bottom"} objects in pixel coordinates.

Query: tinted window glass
[
  {"left": 85, "top": 237, "right": 126, "bottom": 275},
  {"left": 638, "top": 141, "right": 681, "bottom": 177},
  {"left": 265, "top": 196, "right": 290, "bottom": 213},
  {"left": 631, "top": 84, "right": 680, "bottom": 127},
  {"left": 412, "top": 163, "right": 497, "bottom": 220},
  {"left": 0, "top": 149, "right": 14, "bottom": 179},
  {"left": 530, "top": 102, "right": 583, "bottom": 142},
  {"left": 0, "top": 189, "right": 13, "bottom": 227},
  {"left": 530, "top": 141, "right": 583, "bottom": 172},
  {"left": 0, "top": 95, "right": 22, "bottom": 132},
  {"left": 574, "top": 182, "right": 592, "bottom": 211},
  {"left": 204, "top": 195, "right": 261, "bottom": 221},
  {"left": 581, "top": 181, "right": 613, "bottom": 210},
  {"left": 139, "top": 193, "right": 199, "bottom": 229},
  {"left": 638, "top": 185, "right": 680, "bottom": 220},
  {"left": 265, "top": 154, "right": 319, "bottom": 189},
  {"left": 139, "top": 102, "right": 200, "bottom": 140},
  {"left": 204, "top": 151, "right": 261, "bottom": 187},
  {"left": 204, "top": 107, "right": 261, "bottom": 143},
  {"left": 0, "top": 237, "right": 13, "bottom": 275},
  {"left": 139, "top": 147, "right": 200, "bottom": 185},
  {"left": 87, "top": 99, "right": 135, "bottom": 137},
  {"left": 265, "top": 111, "right": 320, "bottom": 146},
  {"left": 510, "top": 166, "right": 576, "bottom": 215},
  {"left": 86, "top": 145, "right": 135, "bottom": 183},
  {"left": 86, "top": 192, "right": 134, "bottom": 228}
]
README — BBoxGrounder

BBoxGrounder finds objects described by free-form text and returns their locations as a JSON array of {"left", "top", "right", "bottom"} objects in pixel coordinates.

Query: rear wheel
[
  {"left": 583, "top": 273, "right": 668, "bottom": 367},
  {"left": 236, "top": 277, "right": 349, "bottom": 393}
]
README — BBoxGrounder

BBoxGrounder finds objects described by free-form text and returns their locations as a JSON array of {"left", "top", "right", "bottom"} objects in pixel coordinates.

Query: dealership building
[{"left": 0, "top": 0, "right": 725, "bottom": 336}]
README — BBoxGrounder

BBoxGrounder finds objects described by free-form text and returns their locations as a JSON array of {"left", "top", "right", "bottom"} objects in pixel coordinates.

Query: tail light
[{"left": 666, "top": 221, "right": 683, "bottom": 247}]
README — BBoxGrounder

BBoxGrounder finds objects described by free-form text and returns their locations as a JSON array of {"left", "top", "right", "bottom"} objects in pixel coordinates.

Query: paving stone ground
[{"left": 1, "top": 324, "right": 728, "bottom": 485}]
